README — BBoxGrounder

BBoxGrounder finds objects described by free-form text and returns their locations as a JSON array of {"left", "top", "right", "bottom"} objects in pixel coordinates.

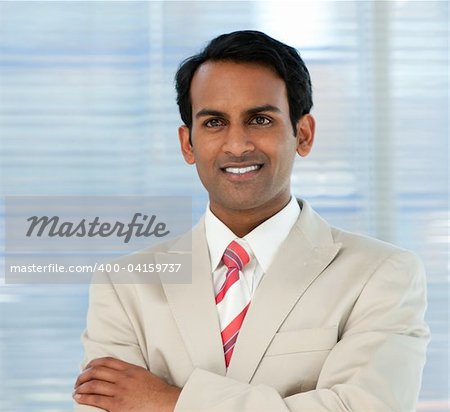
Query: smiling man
[
  {"left": 73, "top": 30, "right": 429, "bottom": 412},
  {"left": 179, "top": 59, "right": 314, "bottom": 237}
]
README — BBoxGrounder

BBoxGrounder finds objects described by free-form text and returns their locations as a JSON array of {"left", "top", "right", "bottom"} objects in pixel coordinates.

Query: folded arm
[
  {"left": 174, "top": 251, "right": 429, "bottom": 412},
  {"left": 74, "top": 251, "right": 429, "bottom": 412}
]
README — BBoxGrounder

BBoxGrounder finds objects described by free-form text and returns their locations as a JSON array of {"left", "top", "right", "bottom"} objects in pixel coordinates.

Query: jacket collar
[{"left": 160, "top": 199, "right": 341, "bottom": 381}]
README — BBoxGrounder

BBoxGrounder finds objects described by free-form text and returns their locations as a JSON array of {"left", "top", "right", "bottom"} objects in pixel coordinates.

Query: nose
[{"left": 222, "top": 124, "right": 255, "bottom": 157}]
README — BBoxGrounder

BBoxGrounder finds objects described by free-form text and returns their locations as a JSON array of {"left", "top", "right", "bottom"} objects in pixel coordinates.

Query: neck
[{"left": 210, "top": 197, "right": 291, "bottom": 238}]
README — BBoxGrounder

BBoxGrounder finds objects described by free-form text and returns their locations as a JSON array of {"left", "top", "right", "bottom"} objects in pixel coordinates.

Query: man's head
[
  {"left": 175, "top": 31, "right": 315, "bottom": 231},
  {"left": 175, "top": 30, "right": 313, "bottom": 136}
]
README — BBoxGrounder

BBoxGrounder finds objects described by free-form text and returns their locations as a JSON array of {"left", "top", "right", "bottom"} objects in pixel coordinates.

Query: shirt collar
[{"left": 205, "top": 196, "right": 300, "bottom": 272}]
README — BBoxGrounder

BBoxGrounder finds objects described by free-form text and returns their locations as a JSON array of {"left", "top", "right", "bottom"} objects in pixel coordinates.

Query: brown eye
[
  {"left": 205, "top": 118, "right": 225, "bottom": 128},
  {"left": 250, "top": 116, "right": 271, "bottom": 125}
]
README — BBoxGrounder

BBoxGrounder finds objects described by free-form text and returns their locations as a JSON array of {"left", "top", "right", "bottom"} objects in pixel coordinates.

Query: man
[{"left": 73, "top": 30, "right": 429, "bottom": 411}]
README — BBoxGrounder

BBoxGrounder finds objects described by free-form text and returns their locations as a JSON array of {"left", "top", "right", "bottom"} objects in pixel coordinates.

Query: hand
[{"left": 73, "top": 357, "right": 181, "bottom": 412}]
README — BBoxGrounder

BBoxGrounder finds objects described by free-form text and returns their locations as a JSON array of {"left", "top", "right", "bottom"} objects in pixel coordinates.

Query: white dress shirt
[{"left": 205, "top": 196, "right": 300, "bottom": 298}]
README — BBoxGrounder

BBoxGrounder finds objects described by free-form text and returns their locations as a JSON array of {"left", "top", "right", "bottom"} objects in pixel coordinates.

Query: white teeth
[{"left": 224, "top": 165, "right": 260, "bottom": 174}]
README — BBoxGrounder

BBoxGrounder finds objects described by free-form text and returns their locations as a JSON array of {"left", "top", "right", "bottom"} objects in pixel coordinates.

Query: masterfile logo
[
  {"left": 26, "top": 213, "right": 170, "bottom": 243},
  {"left": 5, "top": 196, "right": 192, "bottom": 284}
]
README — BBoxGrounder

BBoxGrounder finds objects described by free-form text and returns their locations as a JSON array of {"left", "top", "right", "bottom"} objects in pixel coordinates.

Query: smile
[{"left": 223, "top": 165, "right": 262, "bottom": 175}]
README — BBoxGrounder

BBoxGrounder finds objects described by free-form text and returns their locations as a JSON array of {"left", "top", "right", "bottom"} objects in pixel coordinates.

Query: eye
[
  {"left": 250, "top": 116, "right": 271, "bottom": 126},
  {"left": 205, "top": 118, "right": 225, "bottom": 128}
]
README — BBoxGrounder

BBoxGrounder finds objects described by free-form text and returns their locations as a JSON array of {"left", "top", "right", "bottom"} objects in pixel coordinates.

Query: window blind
[{"left": 0, "top": 1, "right": 447, "bottom": 410}]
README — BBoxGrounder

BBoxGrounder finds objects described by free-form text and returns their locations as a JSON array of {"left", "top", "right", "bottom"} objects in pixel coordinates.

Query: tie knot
[{"left": 222, "top": 240, "right": 250, "bottom": 270}]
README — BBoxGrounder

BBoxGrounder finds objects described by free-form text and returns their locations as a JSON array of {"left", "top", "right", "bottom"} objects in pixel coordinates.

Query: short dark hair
[{"left": 175, "top": 30, "right": 313, "bottom": 135}]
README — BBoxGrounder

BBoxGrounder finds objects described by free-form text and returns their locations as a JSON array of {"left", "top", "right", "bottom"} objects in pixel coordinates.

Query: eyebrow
[
  {"left": 246, "top": 105, "right": 282, "bottom": 116},
  {"left": 195, "top": 104, "right": 282, "bottom": 119}
]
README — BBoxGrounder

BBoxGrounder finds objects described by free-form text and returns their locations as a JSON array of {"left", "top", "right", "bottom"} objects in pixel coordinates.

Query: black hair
[{"left": 175, "top": 30, "right": 313, "bottom": 136}]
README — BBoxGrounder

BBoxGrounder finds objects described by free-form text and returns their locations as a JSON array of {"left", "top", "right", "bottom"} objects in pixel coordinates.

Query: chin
[{"left": 221, "top": 196, "right": 265, "bottom": 212}]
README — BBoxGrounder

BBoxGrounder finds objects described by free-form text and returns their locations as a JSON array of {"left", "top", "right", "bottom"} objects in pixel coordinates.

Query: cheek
[
  {"left": 192, "top": 142, "right": 222, "bottom": 166},
  {"left": 269, "top": 141, "right": 297, "bottom": 164},
  {"left": 194, "top": 151, "right": 212, "bottom": 169},
  {"left": 192, "top": 151, "right": 217, "bottom": 180},
  {"left": 274, "top": 147, "right": 297, "bottom": 177}
]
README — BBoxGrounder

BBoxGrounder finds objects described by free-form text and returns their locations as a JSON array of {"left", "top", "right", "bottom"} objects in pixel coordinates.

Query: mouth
[
  {"left": 220, "top": 163, "right": 263, "bottom": 179},
  {"left": 224, "top": 164, "right": 262, "bottom": 174}
]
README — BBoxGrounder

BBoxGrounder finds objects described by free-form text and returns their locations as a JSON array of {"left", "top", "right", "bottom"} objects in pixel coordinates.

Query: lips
[{"left": 224, "top": 165, "right": 262, "bottom": 174}]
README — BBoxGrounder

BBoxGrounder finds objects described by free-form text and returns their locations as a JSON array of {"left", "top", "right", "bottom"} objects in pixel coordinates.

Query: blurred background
[{"left": 0, "top": 1, "right": 448, "bottom": 411}]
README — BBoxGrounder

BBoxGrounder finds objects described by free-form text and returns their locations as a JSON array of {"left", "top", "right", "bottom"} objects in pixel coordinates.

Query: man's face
[{"left": 179, "top": 61, "right": 314, "bottom": 219}]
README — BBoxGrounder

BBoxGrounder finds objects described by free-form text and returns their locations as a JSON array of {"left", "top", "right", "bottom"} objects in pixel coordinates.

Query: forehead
[{"left": 190, "top": 61, "right": 289, "bottom": 113}]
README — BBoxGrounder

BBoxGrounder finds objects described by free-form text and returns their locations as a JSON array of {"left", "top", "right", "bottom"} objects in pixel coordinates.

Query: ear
[
  {"left": 295, "top": 114, "right": 315, "bottom": 157},
  {"left": 178, "top": 125, "right": 195, "bottom": 165}
]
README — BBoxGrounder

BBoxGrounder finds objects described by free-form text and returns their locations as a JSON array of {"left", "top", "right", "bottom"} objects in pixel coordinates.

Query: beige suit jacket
[{"left": 75, "top": 200, "right": 429, "bottom": 412}]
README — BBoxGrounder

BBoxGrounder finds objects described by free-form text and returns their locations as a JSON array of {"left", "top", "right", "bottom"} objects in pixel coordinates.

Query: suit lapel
[
  {"left": 226, "top": 200, "right": 341, "bottom": 383},
  {"left": 159, "top": 200, "right": 341, "bottom": 383},
  {"left": 159, "top": 219, "right": 226, "bottom": 376}
]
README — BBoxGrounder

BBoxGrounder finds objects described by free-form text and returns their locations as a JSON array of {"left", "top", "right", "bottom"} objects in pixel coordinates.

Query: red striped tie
[{"left": 216, "top": 240, "right": 251, "bottom": 368}]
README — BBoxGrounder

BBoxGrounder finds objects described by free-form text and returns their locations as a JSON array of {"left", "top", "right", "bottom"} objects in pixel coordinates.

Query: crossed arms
[{"left": 73, "top": 249, "right": 429, "bottom": 412}]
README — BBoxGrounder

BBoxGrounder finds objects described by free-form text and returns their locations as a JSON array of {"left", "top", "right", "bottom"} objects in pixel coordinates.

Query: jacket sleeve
[
  {"left": 174, "top": 251, "right": 430, "bottom": 412},
  {"left": 73, "top": 270, "right": 147, "bottom": 412}
]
